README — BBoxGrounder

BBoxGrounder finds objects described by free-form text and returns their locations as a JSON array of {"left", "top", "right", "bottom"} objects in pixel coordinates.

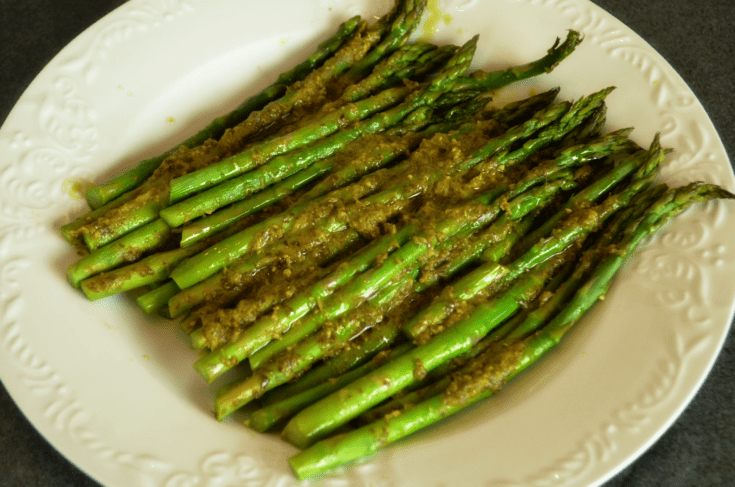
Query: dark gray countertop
[{"left": 1, "top": 1, "right": 733, "bottom": 486}]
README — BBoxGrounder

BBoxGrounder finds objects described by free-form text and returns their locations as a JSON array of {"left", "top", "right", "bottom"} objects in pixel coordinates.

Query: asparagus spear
[
  {"left": 169, "top": 28, "right": 579, "bottom": 207},
  {"left": 167, "top": 93, "right": 574, "bottom": 290},
  {"left": 192, "top": 224, "right": 416, "bottom": 382},
  {"left": 177, "top": 89, "right": 495, "bottom": 247},
  {"left": 500, "top": 185, "right": 668, "bottom": 342},
  {"left": 175, "top": 127, "right": 636, "bottom": 331},
  {"left": 66, "top": 219, "right": 173, "bottom": 288},
  {"left": 210, "top": 168, "right": 583, "bottom": 419},
  {"left": 182, "top": 116, "right": 510, "bottom": 335},
  {"left": 75, "top": 40, "right": 459, "bottom": 265},
  {"left": 61, "top": 185, "right": 144, "bottom": 245},
  {"left": 69, "top": 15, "right": 383, "bottom": 251},
  {"left": 71, "top": 80, "right": 429, "bottom": 287},
  {"left": 259, "top": 319, "right": 405, "bottom": 406},
  {"left": 291, "top": 87, "right": 561, "bottom": 207},
  {"left": 355, "top": 374, "right": 452, "bottom": 426},
  {"left": 353, "top": 88, "right": 611, "bottom": 224},
  {"left": 227, "top": 91, "right": 608, "bottom": 344},
  {"left": 167, "top": 35, "right": 478, "bottom": 205},
  {"left": 180, "top": 86, "right": 557, "bottom": 248},
  {"left": 81, "top": 15, "right": 365, "bottom": 210},
  {"left": 214, "top": 267, "right": 420, "bottom": 419},
  {"left": 451, "top": 30, "right": 582, "bottom": 92},
  {"left": 285, "top": 181, "right": 734, "bottom": 478},
  {"left": 332, "top": 42, "right": 447, "bottom": 107},
  {"left": 247, "top": 173, "right": 579, "bottom": 370},
  {"left": 158, "top": 47, "right": 469, "bottom": 230},
  {"left": 79, "top": 242, "right": 206, "bottom": 301},
  {"left": 246, "top": 342, "right": 415, "bottom": 432},
  {"left": 283, "top": 325, "right": 528, "bottom": 479},
  {"left": 80, "top": 103, "right": 484, "bottom": 304},
  {"left": 176, "top": 127, "right": 425, "bottom": 247},
  {"left": 281, "top": 249, "right": 572, "bottom": 448},
  {"left": 69, "top": 86, "right": 608, "bottom": 304},
  {"left": 81, "top": 191, "right": 168, "bottom": 251},
  {"left": 514, "top": 134, "right": 667, "bottom": 256},
  {"left": 177, "top": 152, "right": 345, "bottom": 247},
  {"left": 159, "top": 85, "right": 419, "bottom": 227},
  {"left": 136, "top": 280, "right": 180, "bottom": 314},
  {"left": 416, "top": 129, "right": 636, "bottom": 282},
  {"left": 268, "top": 312, "right": 502, "bottom": 423},
  {"left": 170, "top": 227, "right": 366, "bottom": 321},
  {"left": 70, "top": 32, "right": 578, "bottom": 267},
  {"left": 342, "top": 0, "right": 428, "bottom": 82},
  {"left": 403, "top": 143, "right": 661, "bottom": 342}
]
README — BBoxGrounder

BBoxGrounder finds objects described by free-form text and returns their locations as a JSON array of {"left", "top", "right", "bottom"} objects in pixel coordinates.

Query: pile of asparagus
[{"left": 60, "top": 0, "right": 734, "bottom": 480}]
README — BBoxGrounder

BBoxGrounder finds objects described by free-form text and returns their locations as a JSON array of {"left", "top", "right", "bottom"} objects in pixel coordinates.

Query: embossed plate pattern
[{"left": 1, "top": 0, "right": 734, "bottom": 486}]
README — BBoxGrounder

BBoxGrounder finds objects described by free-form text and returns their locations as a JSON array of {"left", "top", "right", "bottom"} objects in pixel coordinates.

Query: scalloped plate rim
[{"left": 1, "top": 1, "right": 734, "bottom": 487}]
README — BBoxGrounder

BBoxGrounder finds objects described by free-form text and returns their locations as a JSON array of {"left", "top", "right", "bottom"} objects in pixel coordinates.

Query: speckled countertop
[{"left": 0, "top": 1, "right": 733, "bottom": 486}]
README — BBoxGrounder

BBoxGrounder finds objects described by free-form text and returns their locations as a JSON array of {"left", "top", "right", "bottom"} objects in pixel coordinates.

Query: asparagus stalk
[
  {"left": 287, "top": 179, "right": 735, "bottom": 478},
  {"left": 69, "top": 16, "right": 383, "bottom": 251},
  {"left": 355, "top": 374, "right": 452, "bottom": 426},
  {"left": 185, "top": 85, "right": 553, "bottom": 250},
  {"left": 419, "top": 212, "right": 536, "bottom": 292},
  {"left": 178, "top": 153, "right": 343, "bottom": 246},
  {"left": 451, "top": 30, "right": 582, "bottom": 92},
  {"left": 281, "top": 250, "right": 572, "bottom": 448},
  {"left": 349, "top": 85, "right": 561, "bottom": 190},
  {"left": 255, "top": 170, "right": 574, "bottom": 405},
  {"left": 159, "top": 50, "right": 470, "bottom": 232},
  {"left": 355, "top": 88, "right": 611, "bottom": 222},
  {"left": 284, "top": 319, "right": 532, "bottom": 478},
  {"left": 500, "top": 188, "right": 664, "bottom": 342},
  {"left": 159, "top": 85, "right": 418, "bottom": 227},
  {"left": 214, "top": 268, "right": 419, "bottom": 419},
  {"left": 189, "top": 328, "right": 208, "bottom": 350},
  {"left": 66, "top": 219, "right": 172, "bottom": 288},
  {"left": 246, "top": 342, "right": 415, "bottom": 432},
  {"left": 79, "top": 242, "right": 205, "bottom": 301},
  {"left": 167, "top": 35, "right": 478, "bottom": 205},
  {"left": 167, "top": 38, "right": 481, "bottom": 289},
  {"left": 82, "top": 192, "right": 167, "bottom": 251},
  {"left": 167, "top": 92, "right": 574, "bottom": 291},
  {"left": 136, "top": 280, "right": 181, "bottom": 314},
  {"left": 179, "top": 87, "right": 497, "bottom": 247},
  {"left": 259, "top": 319, "right": 405, "bottom": 406},
  {"left": 176, "top": 128, "right": 646, "bottom": 344},
  {"left": 169, "top": 225, "right": 365, "bottom": 319},
  {"left": 191, "top": 255, "right": 334, "bottom": 348},
  {"left": 61, "top": 184, "right": 144, "bottom": 244},
  {"left": 71, "top": 45, "right": 576, "bottom": 294},
  {"left": 515, "top": 135, "right": 666, "bottom": 255},
  {"left": 248, "top": 172, "right": 579, "bottom": 370},
  {"left": 82, "top": 15, "right": 365, "bottom": 210},
  {"left": 70, "top": 87, "right": 608, "bottom": 302},
  {"left": 342, "top": 0, "right": 428, "bottom": 81},
  {"left": 213, "top": 169, "right": 583, "bottom": 419},
  {"left": 402, "top": 145, "right": 660, "bottom": 342},
  {"left": 333, "top": 42, "right": 447, "bottom": 107},
  {"left": 258, "top": 102, "right": 627, "bottom": 346},
  {"left": 73, "top": 82, "right": 431, "bottom": 287},
  {"left": 192, "top": 224, "right": 416, "bottom": 382},
  {"left": 503, "top": 127, "right": 636, "bottom": 198}
]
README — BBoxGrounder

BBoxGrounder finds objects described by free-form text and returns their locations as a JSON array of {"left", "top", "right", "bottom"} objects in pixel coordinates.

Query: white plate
[{"left": 1, "top": 1, "right": 734, "bottom": 486}]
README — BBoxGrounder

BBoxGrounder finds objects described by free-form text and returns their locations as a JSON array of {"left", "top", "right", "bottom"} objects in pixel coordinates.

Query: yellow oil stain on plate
[
  {"left": 419, "top": 0, "right": 453, "bottom": 43},
  {"left": 62, "top": 178, "right": 96, "bottom": 200}
]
